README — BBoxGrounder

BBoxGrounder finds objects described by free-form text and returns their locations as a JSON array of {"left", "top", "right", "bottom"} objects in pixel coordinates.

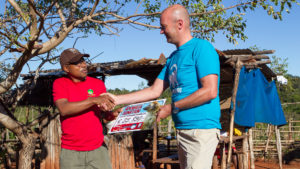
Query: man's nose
[{"left": 160, "top": 29, "right": 164, "bottom": 34}]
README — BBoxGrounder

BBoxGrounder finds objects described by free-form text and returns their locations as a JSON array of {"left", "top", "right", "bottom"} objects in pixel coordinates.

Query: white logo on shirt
[{"left": 169, "top": 64, "right": 182, "bottom": 94}]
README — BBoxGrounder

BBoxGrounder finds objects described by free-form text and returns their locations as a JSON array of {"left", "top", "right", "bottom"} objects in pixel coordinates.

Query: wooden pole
[
  {"left": 221, "top": 142, "right": 226, "bottom": 169},
  {"left": 288, "top": 118, "right": 292, "bottom": 142},
  {"left": 264, "top": 124, "right": 272, "bottom": 159},
  {"left": 226, "top": 59, "right": 242, "bottom": 169},
  {"left": 249, "top": 128, "right": 255, "bottom": 169},
  {"left": 167, "top": 119, "right": 172, "bottom": 138},
  {"left": 40, "top": 113, "right": 60, "bottom": 169},
  {"left": 252, "top": 50, "right": 275, "bottom": 55},
  {"left": 107, "top": 133, "right": 135, "bottom": 169},
  {"left": 153, "top": 122, "right": 158, "bottom": 161},
  {"left": 275, "top": 126, "right": 283, "bottom": 169},
  {"left": 213, "top": 155, "right": 219, "bottom": 169},
  {"left": 242, "top": 132, "right": 249, "bottom": 169}
]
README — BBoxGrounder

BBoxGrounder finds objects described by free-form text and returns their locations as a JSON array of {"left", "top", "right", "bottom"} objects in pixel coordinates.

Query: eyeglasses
[
  {"left": 69, "top": 57, "right": 86, "bottom": 65},
  {"left": 160, "top": 25, "right": 167, "bottom": 31}
]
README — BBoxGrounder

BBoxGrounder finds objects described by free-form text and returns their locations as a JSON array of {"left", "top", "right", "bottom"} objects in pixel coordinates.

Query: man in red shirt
[{"left": 53, "top": 48, "right": 116, "bottom": 169}]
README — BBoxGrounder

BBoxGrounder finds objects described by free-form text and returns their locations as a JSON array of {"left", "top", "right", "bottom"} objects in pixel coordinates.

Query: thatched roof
[{"left": 17, "top": 48, "right": 276, "bottom": 106}]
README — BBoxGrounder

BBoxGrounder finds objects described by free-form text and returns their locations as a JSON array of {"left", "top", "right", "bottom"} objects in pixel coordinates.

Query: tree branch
[
  {"left": 27, "top": 0, "right": 44, "bottom": 19},
  {"left": 0, "top": 51, "right": 32, "bottom": 94},
  {"left": 28, "top": 0, "right": 39, "bottom": 43},
  {"left": 69, "top": 0, "right": 79, "bottom": 23},
  {"left": 7, "top": 0, "right": 30, "bottom": 25},
  {"left": 89, "top": 0, "right": 99, "bottom": 16},
  {"left": 0, "top": 99, "right": 21, "bottom": 133},
  {"left": 0, "top": 47, "right": 9, "bottom": 57},
  {"left": 90, "top": 12, "right": 160, "bottom": 28},
  {"left": 103, "top": 24, "right": 120, "bottom": 36},
  {"left": 55, "top": 2, "right": 67, "bottom": 29}
]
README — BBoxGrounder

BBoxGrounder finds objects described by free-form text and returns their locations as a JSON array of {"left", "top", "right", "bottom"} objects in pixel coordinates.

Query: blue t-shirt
[{"left": 158, "top": 38, "right": 221, "bottom": 129}]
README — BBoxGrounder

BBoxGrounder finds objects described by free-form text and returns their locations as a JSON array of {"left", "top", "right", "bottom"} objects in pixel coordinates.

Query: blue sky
[{"left": 1, "top": 2, "right": 299, "bottom": 90}]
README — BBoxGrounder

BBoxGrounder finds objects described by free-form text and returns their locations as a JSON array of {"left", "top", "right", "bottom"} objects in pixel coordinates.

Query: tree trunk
[
  {"left": 0, "top": 100, "right": 38, "bottom": 169},
  {"left": 18, "top": 133, "right": 37, "bottom": 169}
]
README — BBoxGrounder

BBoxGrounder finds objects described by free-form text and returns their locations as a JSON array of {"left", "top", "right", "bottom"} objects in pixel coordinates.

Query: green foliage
[
  {"left": 278, "top": 75, "right": 300, "bottom": 120},
  {"left": 270, "top": 55, "right": 288, "bottom": 75},
  {"left": 107, "top": 88, "right": 131, "bottom": 95},
  {"left": 159, "top": 87, "right": 172, "bottom": 104}
]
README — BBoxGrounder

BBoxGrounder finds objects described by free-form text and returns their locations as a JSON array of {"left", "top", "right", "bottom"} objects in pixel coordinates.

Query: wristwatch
[{"left": 171, "top": 102, "right": 180, "bottom": 114}]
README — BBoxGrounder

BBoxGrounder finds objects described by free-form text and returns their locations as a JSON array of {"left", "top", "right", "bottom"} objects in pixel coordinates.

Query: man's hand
[
  {"left": 104, "top": 107, "right": 123, "bottom": 121},
  {"left": 93, "top": 94, "right": 115, "bottom": 111},
  {"left": 156, "top": 104, "right": 172, "bottom": 122},
  {"left": 101, "top": 93, "right": 118, "bottom": 104}
]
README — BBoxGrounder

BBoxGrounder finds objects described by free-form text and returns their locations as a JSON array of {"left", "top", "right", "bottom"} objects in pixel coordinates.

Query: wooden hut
[{"left": 17, "top": 48, "right": 281, "bottom": 169}]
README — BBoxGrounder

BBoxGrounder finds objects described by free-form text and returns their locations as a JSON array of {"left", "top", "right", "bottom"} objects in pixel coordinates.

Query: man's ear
[
  {"left": 177, "top": 19, "right": 184, "bottom": 30},
  {"left": 62, "top": 65, "right": 69, "bottom": 73}
]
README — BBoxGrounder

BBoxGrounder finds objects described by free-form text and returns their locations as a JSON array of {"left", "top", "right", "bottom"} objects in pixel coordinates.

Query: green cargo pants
[{"left": 60, "top": 145, "right": 112, "bottom": 169}]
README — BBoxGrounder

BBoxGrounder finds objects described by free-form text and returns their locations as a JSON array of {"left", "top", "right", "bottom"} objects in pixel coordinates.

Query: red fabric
[
  {"left": 214, "top": 146, "right": 237, "bottom": 159},
  {"left": 53, "top": 76, "right": 106, "bottom": 151}
]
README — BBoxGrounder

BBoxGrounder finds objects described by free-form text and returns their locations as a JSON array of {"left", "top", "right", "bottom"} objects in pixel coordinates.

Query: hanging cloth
[{"left": 233, "top": 66, "right": 286, "bottom": 127}]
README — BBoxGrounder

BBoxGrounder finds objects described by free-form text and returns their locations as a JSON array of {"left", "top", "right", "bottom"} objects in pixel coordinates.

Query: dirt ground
[
  {"left": 2, "top": 158, "right": 300, "bottom": 169},
  {"left": 133, "top": 158, "right": 300, "bottom": 169},
  {"left": 254, "top": 159, "right": 300, "bottom": 169}
]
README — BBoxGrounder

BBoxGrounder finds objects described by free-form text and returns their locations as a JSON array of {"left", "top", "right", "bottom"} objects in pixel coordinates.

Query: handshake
[
  {"left": 91, "top": 93, "right": 121, "bottom": 122},
  {"left": 93, "top": 93, "right": 117, "bottom": 111}
]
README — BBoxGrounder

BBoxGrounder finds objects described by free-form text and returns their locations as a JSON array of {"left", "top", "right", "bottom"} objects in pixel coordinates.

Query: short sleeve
[
  {"left": 157, "top": 56, "right": 172, "bottom": 82},
  {"left": 157, "top": 65, "right": 168, "bottom": 81},
  {"left": 52, "top": 78, "right": 68, "bottom": 102},
  {"left": 96, "top": 78, "right": 107, "bottom": 95},
  {"left": 195, "top": 40, "right": 220, "bottom": 79}
]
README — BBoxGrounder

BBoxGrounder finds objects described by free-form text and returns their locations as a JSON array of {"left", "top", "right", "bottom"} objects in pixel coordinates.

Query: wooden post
[
  {"left": 242, "top": 132, "right": 249, "bottom": 169},
  {"left": 238, "top": 154, "right": 243, "bottom": 169},
  {"left": 264, "top": 124, "right": 272, "bottom": 159},
  {"left": 249, "top": 128, "right": 255, "bottom": 169},
  {"left": 275, "top": 126, "right": 283, "bottom": 169},
  {"left": 40, "top": 113, "right": 61, "bottom": 169},
  {"left": 107, "top": 133, "right": 135, "bottom": 169},
  {"left": 221, "top": 142, "right": 226, "bottom": 169},
  {"left": 226, "top": 59, "right": 242, "bottom": 169},
  {"left": 213, "top": 155, "right": 219, "bottom": 169},
  {"left": 153, "top": 122, "right": 158, "bottom": 161},
  {"left": 167, "top": 119, "right": 172, "bottom": 138},
  {"left": 288, "top": 118, "right": 292, "bottom": 142}
]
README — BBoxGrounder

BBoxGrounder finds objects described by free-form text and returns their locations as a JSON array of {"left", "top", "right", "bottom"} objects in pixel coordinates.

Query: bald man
[{"left": 107, "top": 4, "right": 221, "bottom": 169}]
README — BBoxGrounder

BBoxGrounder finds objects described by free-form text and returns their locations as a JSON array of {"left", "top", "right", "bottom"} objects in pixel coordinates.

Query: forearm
[
  {"left": 174, "top": 87, "right": 217, "bottom": 110},
  {"left": 174, "top": 74, "right": 218, "bottom": 110},
  {"left": 116, "top": 87, "right": 160, "bottom": 105},
  {"left": 116, "top": 78, "right": 166, "bottom": 105},
  {"left": 56, "top": 97, "right": 97, "bottom": 116}
]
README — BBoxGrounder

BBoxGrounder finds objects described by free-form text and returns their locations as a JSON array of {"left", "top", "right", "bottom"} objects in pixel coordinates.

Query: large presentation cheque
[{"left": 108, "top": 99, "right": 166, "bottom": 134}]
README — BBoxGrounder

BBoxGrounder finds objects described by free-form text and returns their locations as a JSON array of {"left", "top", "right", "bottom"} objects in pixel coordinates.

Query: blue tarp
[{"left": 233, "top": 66, "right": 287, "bottom": 127}]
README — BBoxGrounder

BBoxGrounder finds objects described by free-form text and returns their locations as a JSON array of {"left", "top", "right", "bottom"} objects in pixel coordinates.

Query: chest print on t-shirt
[
  {"left": 87, "top": 89, "right": 95, "bottom": 97},
  {"left": 169, "top": 64, "right": 182, "bottom": 94}
]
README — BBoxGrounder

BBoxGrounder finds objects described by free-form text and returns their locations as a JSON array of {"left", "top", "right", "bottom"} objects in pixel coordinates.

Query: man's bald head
[
  {"left": 160, "top": 4, "right": 192, "bottom": 47},
  {"left": 161, "top": 4, "right": 190, "bottom": 29}
]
